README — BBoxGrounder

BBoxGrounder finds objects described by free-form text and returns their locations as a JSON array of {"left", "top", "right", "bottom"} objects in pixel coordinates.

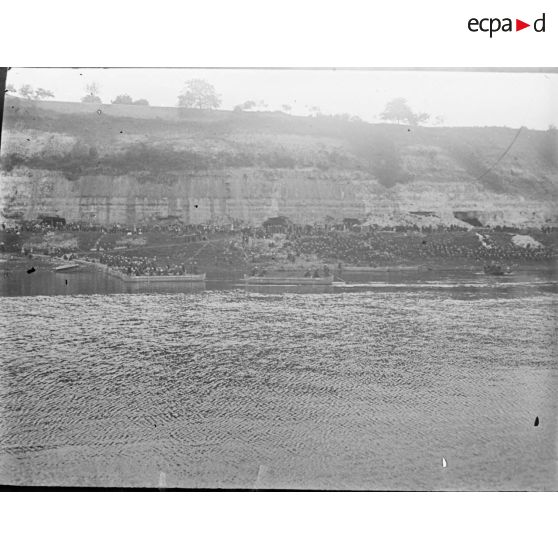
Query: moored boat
[
  {"left": 54, "top": 263, "right": 80, "bottom": 272},
  {"left": 483, "top": 263, "right": 512, "bottom": 276},
  {"left": 109, "top": 269, "right": 206, "bottom": 283},
  {"left": 243, "top": 274, "right": 333, "bottom": 286},
  {"left": 340, "top": 265, "right": 422, "bottom": 272}
]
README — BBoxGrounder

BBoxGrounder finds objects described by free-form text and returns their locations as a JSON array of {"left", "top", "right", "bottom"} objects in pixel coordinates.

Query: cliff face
[{"left": 1, "top": 97, "right": 557, "bottom": 227}]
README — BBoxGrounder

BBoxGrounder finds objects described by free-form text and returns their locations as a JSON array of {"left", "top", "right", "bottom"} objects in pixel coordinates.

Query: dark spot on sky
[
  {"left": 408, "top": 128, "right": 411, "bottom": 132},
  {"left": 97, "top": 110, "right": 102, "bottom": 115},
  {"left": 26, "top": 267, "right": 36, "bottom": 274},
  {"left": 194, "top": 205, "right": 198, "bottom": 208},
  {"left": 534, "top": 416, "right": 539, "bottom": 426},
  {"left": 120, "top": 131, "right": 123, "bottom": 134}
]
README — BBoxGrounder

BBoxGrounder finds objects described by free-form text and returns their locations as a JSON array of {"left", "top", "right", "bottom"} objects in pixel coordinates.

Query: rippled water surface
[{"left": 1, "top": 276, "right": 557, "bottom": 489}]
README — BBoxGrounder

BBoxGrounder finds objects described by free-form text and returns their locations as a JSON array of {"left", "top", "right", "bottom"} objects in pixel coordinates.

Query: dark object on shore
[
  {"left": 483, "top": 263, "right": 512, "bottom": 276},
  {"left": 534, "top": 416, "right": 539, "bottom": 427},
  {"left": 26, "top": 267, "right": 36, "bottom": 274}
]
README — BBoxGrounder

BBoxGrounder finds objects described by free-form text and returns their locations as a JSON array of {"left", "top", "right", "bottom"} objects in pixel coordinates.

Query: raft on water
[
  {"left": 483, "top": 264, "right": 512, "bottom": 276},
  {"left": 54, "top": 263, "right": 80, "bottom": 272},
  {"left": 340, "top": 266, "right": 421, "bottom": 272},
  {"left": 243, "top": 275, "right": 333, "bottom": 286},
  {"left": 108, "top": 269, "right": 206, "bottom": 283}
]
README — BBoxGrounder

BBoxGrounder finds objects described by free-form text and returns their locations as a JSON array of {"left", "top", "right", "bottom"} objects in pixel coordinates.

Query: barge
[
  {"left": 483, "top": 264, "right": 512, "bottom": 276},
  {"left": 243, "top": 275, "right": 333, "bottom": 286},
  {"left": 108, "top": 269, "right": 206, "bottom": 283},
  {"left": 54, "top": 263, "right": 80, "bottom": 272}
]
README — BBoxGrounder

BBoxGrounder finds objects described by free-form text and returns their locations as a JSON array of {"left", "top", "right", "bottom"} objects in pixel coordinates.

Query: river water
[{"left": 0, "top": 262, "right": 557, "bottom": 489}]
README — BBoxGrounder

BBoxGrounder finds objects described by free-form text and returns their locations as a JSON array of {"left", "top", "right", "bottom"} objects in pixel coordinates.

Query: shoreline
[
  {"left": 2, "top": 254, "right": 557, "bottom": 298},
  {"left": 2, "top": 253, "right": 556, "bottom": 275}
]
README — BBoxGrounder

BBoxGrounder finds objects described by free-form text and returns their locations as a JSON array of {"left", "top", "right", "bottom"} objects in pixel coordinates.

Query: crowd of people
[
  {"left": 282, "top": 229, "right": 556, "bottom": 265},
  {"left": 95, "top": 254, "right": 197, "bottom": 276},
  {"left": 5, "top": 218, "right": 244, "bottom": 237},
  {"left": 248, "top": 264, "right": 331, "bottom": 278},
  {"left": 2, "top": 218, "right": 556, "bottom": 270}
]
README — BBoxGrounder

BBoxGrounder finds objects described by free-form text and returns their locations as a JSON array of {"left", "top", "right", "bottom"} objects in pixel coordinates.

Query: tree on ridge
[
  {"left": 177, "top": 79, "right": 221, "bottom": 110},
  {"left": 380, "top": 97, "right": 430, "bottom": 126}
]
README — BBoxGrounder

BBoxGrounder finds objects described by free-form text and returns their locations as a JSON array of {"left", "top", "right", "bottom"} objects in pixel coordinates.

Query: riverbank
[{"left": 2, "top": 226, "right": 557, "bottom": 280}]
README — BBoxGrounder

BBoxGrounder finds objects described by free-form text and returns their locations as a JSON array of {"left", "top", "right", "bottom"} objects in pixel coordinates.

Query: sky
[{"left": 6, "top": 68, "right": 558, "bottom": 129}]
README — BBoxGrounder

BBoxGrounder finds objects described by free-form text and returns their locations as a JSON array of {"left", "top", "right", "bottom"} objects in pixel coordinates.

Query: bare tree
[
  {"left": 82, "top": 82, "right": 102, "bottom": 103},
  {"left": 85, "top": 82, "right": 100, "bottom": 96}
]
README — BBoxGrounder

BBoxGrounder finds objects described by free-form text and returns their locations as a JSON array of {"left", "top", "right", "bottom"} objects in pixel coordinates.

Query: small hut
[
  {"left": 40, "top": 215, "right": 66, "bottom": 227},
  {"left": 262, "top": 216, "right": 293, "bottom": 234}
]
